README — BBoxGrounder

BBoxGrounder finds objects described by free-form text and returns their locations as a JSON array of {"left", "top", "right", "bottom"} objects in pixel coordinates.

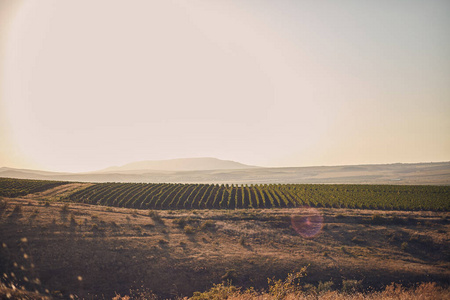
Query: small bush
[
  {"left": 149, "top": 210, "right": 164, "bottom": 224},
  {"left": 12, "top": 204, "right": 22, "bottom": 214},
  {"left": 401, "top": 242, "right": 408, "bottom": 251},
  {"left": 173, "top": 217, "right": 187, "bottom": 228},
  {"left": 341, "top": 279, "right": 362, "bottom": 293},
  {"left": 60, "top": 204, "right": 70, "bottom": 213},
  {"left": 70, "top": 214, "right": 78, "bottom": 226},
  {"left": 0, "top": 199, "right": 7, "bottom": 209},
  {"left": 91, "top": 224, "right": 101, "bottom": 232},
  {"left": 191, "top": 283, "right": 239, "bottom": 300},
  {"left": 317, "top": 281, "right": 334, "bottom": 293},
  {"left": 221, "top": 269, "right": 238, "bottom": 283},
  {"left": 184, "top": 225, "right": 195, "bottom": 234},
  {"left": 44, "top": 201, "right": 50, "bottom": 207},
  {"left": 143, "top": 223, "right": 154, "bottom": 229},
  {"left": 268, "top": 267, "right": 308, "bottom": 299},
  {"left": 199, "top": 220, "right": 216, "bottom": 231}
]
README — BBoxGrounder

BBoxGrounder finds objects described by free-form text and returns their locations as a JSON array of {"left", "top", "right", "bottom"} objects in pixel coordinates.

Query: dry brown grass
[
  {"left": 187, "top": 282, "right": 449, "bottom": 300},
  {"left": 0, "top": 196, "right": 448, "bottom": 299}
]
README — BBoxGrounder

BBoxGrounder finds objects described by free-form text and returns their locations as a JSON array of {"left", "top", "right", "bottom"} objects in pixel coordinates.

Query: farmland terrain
[{"left": 0, "top": 180, "right": 449, "bottom": 299}]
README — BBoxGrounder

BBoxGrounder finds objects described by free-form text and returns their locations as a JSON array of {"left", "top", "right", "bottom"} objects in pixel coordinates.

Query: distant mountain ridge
[
  {"left": 98, "top": 157, "right": 258, "bottom": 172},
  {"left": 0, "top": 161, "right": 449, "bottom": 185}
]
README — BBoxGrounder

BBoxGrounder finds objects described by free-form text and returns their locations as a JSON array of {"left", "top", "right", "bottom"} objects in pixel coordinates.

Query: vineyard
[
  {"left": 0, "top": 178, "right": 448, "bottom": 211},
  {"left": 0, "top": 178, "right": 68, "bottom": 198},
  {"left": 66, "top": 182, "right": 450, "bottom": 211}
]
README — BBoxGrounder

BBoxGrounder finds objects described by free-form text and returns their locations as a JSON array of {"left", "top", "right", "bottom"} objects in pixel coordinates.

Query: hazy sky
[{"left": 1, "top": 0, "right": 449, "bottom": 172}]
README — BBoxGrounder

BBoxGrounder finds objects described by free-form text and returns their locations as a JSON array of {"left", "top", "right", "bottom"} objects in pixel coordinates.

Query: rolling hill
[{"left": 0, "top": 160, "right": 449, "bottom": 185}]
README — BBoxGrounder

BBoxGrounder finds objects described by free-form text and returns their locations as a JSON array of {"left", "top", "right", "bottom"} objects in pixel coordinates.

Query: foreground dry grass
[
  {"left": 183, "top": 282, "right": 449, "bottom": 300},
  {"left": 0, "top": 189, "right": 449, "bottom": 299},
  {"left": 2, "top": 282, "right": 449, "bottom": 299}
]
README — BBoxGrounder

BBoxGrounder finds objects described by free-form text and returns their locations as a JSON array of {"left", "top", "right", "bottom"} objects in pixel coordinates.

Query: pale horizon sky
[{"left": 1, "top": 0, "right": 449, "bottom": 173}]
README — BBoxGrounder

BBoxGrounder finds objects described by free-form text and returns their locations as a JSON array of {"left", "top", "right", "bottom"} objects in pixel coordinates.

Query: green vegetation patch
[
  {"left": 66, "top": 182, "right": 450, "bottom": 211},
  {"left": 0, "top": 177, "right": 68, "bottom": 198}
]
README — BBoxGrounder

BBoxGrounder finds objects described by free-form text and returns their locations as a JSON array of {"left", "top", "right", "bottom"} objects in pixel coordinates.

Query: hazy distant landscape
[
  {"left": 1, "top": 0, "right": 449, "bottom": 299},
  {"left": 1, "top": 158, "right": 449, "bottom": 185}
]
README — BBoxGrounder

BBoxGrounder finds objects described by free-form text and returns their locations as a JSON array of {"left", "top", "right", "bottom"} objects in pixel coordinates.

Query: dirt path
[{"left": 23, "top": 182, "right": 92, "bottom": 200}]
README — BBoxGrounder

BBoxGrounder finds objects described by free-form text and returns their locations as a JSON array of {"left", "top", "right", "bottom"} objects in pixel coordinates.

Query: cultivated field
[{"left": 0, "top": 178, "right": 449, "bottom": 299}]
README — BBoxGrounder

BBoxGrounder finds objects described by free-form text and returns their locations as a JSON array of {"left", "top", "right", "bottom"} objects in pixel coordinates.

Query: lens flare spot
[{"left": 291, "top": 207, "right": 323, "bottom": 238}]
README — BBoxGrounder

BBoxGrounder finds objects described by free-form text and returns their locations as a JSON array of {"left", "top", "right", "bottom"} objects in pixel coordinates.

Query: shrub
[
  {"left": 12, "top": 204, "right": 22, "bottom": 214},
  {"left": 401, "top": 242, "right": 408, "bottom": 251},
  {"left": 173, "top": 217, "right": 187, "bottom": 228},
  {"left": 0, "top": 199, "right": 7, "bottom": 209},
  {"left": 149, "top": 210, "right": 164, "bottom": 224},
  {"left": 143, "top": 223, "right": 154, "bottom": 229},
  {"left": 199, "top": 220, "right": 216, "bottom": 231},
  {"left": 60, "top": 203, "right": 70, "bottom": 213},
  {"left": 191, "top": 283, "right": 239, "bottom": 300},
  {"left": 221, "top": 269, "right": 238, "bottom": 283},
  {"left": 70, "top": 214, "right": 77, "bottom": 226},
  {"left": 341, "top": 279, "right": 362, "bottom": 293},
  {"left": 184, "top": 225, "right": 195, "bottom": 234},
  {"left": 268, "top": 267, "right": 308, "bottom": 299},
  {"left": 317, "top": 281, "right": 334, "bottom": 293}
]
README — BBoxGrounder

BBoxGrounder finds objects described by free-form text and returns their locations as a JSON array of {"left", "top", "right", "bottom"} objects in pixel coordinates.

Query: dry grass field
[{"left": 0, "top": 184, "right": 449, "bottom": 299}]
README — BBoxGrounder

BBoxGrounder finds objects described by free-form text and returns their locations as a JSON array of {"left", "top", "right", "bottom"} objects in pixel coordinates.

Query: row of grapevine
[
  {"left": 1, "top": 178, "right": 448, "bottom": 211},
  {"left": 66, "top": 182, "right": 450, "bottom": 211},
  {"left": 0, "top": 178, "right": 68, "bottom": 197}
]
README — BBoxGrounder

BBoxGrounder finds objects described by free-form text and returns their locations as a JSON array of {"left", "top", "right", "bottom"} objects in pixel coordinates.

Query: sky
[{"left": 0, "top": 0, "right": 449, "bottom": 173}]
